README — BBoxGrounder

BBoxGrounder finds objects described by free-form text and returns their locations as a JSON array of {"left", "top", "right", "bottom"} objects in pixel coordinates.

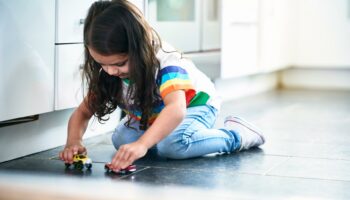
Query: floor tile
[
  {"left": 0, "top": 157, "right": 146, "bottom": 179},
  {"left": 331, "top": 144, "right": 350, "bottom": 160},
  {"left": 134, "top": 149, "right": 288, "bottom": 175},
  {"left": 0, "top": 158, "right": 96, "bottom": 178},
  {"left": 262, "top": 140, "right": 340, "bottom": 159},
  {"left": 1, "top": 89, "right": 350, "bottom": 199},
  {"left": 267, "top": 157, "right": 350, "bottom": 181},
  {"left": 25, "top": 146, "right": 63, "bottom": 160},
  {"left": 122, "top": 167, "right": 350, "bottom": 200}
]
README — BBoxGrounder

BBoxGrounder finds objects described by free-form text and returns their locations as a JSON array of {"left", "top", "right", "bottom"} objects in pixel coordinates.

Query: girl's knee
[
  {"left": 111, "top": 131, "right": 122, "bottom": 150},
  {"left": 157, "top": 137, "right": 190, "bottom": 159},
  {"left": 111, "top": 119, "right": 143, "bottom": 150}
]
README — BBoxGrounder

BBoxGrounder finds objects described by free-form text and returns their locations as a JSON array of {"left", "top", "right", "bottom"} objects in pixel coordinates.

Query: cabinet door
[
  {"left": 55, "top": 45, "right": 85, "bottom": 110},
  {"left": 221, "top": 25, "right": 258, "bottom": 78},
  {"left": 201, "top": 0, "right": 221, "bottom": 50},
  {"left": 260, "top": 0, "right": 296, "bottom": 72},
  {"left": 220, "top": 0, "right": 259, "bottom": 79},
  {"left": 56, "top": 0, "right": 96, "bottom": 43},
  {"left": 147, "top": 0, "right": 201, "bottom": 52},
  {"left": 0, "top": 0, "right": 55, "bottom": 121}
]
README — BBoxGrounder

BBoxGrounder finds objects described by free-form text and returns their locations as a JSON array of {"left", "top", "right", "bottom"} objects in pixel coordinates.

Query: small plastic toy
[
  {"left": 104, "top": 163, "right": 136, "bottom": 174},
  {"left": 65, "top": 154, "right": 92, "bottom": 170}
]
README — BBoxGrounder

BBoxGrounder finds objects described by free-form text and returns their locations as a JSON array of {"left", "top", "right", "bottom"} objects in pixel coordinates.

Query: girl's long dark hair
[{"left": 83, "top": 0, "right": 160, "bottom": 130}]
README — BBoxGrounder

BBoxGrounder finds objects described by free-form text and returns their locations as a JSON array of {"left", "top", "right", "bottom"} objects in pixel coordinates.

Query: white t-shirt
[{"left": 121, "top": 42, "right": 221, "bottom": 124}]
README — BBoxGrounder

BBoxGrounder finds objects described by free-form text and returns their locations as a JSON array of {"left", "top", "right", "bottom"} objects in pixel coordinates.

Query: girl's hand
[
  {"left": 59, "top": 141, "right": 87, "bottom": 164},
  {"left": 111, "top": 141, "right": 148, "bottom": 171}
]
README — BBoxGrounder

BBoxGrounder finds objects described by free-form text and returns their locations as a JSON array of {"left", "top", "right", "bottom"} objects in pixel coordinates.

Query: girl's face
[{"left": 88, "top": 47, "right": 129, "bottom": 78}]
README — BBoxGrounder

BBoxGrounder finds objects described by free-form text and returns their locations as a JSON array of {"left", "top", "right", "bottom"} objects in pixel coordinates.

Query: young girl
[{"left": 59, "top": 0, "right": 265, "bottom": 172}]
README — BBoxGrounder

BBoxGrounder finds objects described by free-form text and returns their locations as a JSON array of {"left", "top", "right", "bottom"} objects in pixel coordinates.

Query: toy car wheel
[
  {"left": 105, "top": 163, "right": 112, "bottom": 172},
  {"left": 126, "top": 165, "right": 137, "bottom": 172},
  {"left": 85, "top": 163, "right": 92, "bottom": 169},
  {"left": 74, "top": 161, "right": 84, "bottom": 170},
  {"left": 65, "top": 163, "right": 71, "bottom": 168}
]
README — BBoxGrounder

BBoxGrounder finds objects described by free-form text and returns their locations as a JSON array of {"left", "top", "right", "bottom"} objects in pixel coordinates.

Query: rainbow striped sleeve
[{"left": 159, "top": 66, "right": 196, "bottom": 105}]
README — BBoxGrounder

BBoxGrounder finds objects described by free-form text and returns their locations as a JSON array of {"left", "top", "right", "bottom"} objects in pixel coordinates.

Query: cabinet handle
[{"left": 79, "top": 19, "right": 85, "bottom": 25}]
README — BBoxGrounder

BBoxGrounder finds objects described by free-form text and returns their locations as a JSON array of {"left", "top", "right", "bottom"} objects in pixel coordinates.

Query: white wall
[
  {"left": 295, "top": 0, "right": 350, "bottom": 67},
  {"left": 279, "top": 0, "right": 350, "bottom": 90}
]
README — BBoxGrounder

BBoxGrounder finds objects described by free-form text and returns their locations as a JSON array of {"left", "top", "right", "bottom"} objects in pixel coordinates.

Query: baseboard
[
  {"left": 214, "top": 72, "right": 279, "bottom": 102},
  {"left": 0, "top": 109, "right": 120, "bottom": 163},
  {"left": 280, "top": 67, "right": 350, "bottom": 90}
]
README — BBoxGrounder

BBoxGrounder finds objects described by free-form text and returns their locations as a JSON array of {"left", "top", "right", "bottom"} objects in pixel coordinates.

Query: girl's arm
[
  {"left": 59, "top": 97, "right": 94, "bottom": 164},
  {"left": 111, "top": 90, "right": 187, "bottom": 170},
  {"left": 139, "top": 90, "right": 187, "bottom": 148}
]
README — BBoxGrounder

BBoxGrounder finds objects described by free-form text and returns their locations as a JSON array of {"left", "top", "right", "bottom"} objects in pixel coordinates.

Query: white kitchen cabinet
[
  {"left": 221, "top": 25, "right": 258, "bottom": 78},
  {"left": 220, "top": 0, "right": 259, "bottom": 79},
  {"left": 260, "top": 0, "right": 297, "bottom": 72},
  {"left": 55, "top": 45, "right": 85, "bottom": 110},
  {"left": 56, "top": 0, "right": 144, "bottom": 44},
  {"left": 54, "top": 0, "right": 145, "bottom": 111},
  {"left": 201, "top": 0, "right": 221, "bottom": 50},
  {"left": 0, "top": 0, "right": 55, "bottom": 121},
  {"left": 55, "top": 0, "right": 96, "bottom": 110},
  {"left": 147, "top": 0, "right": 202, "bottom": 52},
  {"left": 147, "top": 0, "right": 221, "bottom": 52},
  {"left": 56, "top": 0, "right": 96, "bottom": 44}
]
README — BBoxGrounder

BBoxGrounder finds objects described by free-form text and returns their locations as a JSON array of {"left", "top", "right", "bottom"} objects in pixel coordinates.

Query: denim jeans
[{"left": 111, "top": 105, "right": 241, "bottom": 159}]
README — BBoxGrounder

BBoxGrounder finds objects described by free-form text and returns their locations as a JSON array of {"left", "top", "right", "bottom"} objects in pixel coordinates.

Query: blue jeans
[{"left": 111, "top": 105, "right": 241, "bottom": 159}]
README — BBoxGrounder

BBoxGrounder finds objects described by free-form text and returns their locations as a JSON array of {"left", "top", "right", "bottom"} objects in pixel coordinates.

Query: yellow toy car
[{"left": 65, "top": 154, "right": 92, "bottom": 170}]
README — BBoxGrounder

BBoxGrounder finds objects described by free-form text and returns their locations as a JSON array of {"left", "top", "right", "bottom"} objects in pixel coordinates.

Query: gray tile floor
[{"left": 1, "top": 89, "right": 350, "bottom": 199}]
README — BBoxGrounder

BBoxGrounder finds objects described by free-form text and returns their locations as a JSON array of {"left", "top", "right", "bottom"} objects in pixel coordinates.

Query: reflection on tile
[
  {"left": 0, "top": 158, "right": 98, "bottom": 178},
  {"left": 267, "top": 157, "right": 350, "bottom": 181},
  {"left": 123, "top": 167, "right": 350, "bottom": 199},
  {"left": 0, "top": 157, "right": 146, "bottom": 180},
  {"left": 262, "top": 141, "right": 339, "bottom": 159},
  {"left": 135, "top": 149, "right": 288, "bottom": 175},
  {"left": 26, "top": 146, "right": 63, "bottom": 160},
  {"left": 332, "top": 145, "right": 350, "bottom": 160}
]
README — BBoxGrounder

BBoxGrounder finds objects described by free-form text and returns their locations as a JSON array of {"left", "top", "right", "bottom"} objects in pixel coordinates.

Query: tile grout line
[
  {"left": 263, "top": 153, "right": 350, "bottom": 162},
  {"left": 120, "top": 166, "right": 151, "bottom": 179},
  {"left": 262, "top": 156, "right": 292, "bottom": 176},
  {"left": 125, "top": 165, "right": 241, "bottom": 175},
  {"left": 264, "top": 173, "right": 350, "bottom": 183}
]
